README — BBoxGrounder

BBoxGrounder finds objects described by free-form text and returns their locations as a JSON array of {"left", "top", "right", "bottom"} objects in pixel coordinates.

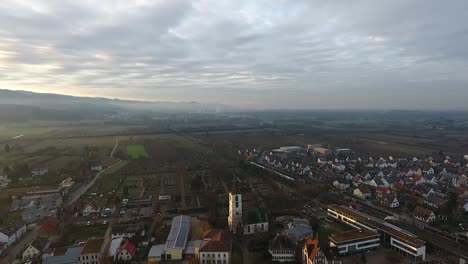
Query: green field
[{"left": 126, "top": 144, "right": 148, "bottom": 159}]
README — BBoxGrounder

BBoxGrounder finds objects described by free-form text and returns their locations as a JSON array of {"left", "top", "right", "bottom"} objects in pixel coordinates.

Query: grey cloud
[{"left": 0, "top": 0, "right": 467, "bottom": 109}]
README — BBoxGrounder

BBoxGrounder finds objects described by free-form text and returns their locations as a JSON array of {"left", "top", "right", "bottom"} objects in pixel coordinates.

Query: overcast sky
[{"left": 1, "top": 1, "right": 468, "bottom": 110}]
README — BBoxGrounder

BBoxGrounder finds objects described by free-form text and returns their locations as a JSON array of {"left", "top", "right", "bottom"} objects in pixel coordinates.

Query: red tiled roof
[
  {"left": 392, "top": 182, "right": 405, "bottom": 190},
  {"left": 40, "top": 217, "right": 61, "bottom": 237},
  {"left": 199, "top": 229, "right": 232, "bottom": 253},
  {"left": 303, "top": 237, "right": 320, "bottom": 261},
  {"left": 376, "top": 186, "right": 389, "bottom": 193},
  {"left": 120, "top": 240, "right": 136, "bottom": 256},
  {"left": 412, "top": 175, "right": 422, "bottom": 181}
]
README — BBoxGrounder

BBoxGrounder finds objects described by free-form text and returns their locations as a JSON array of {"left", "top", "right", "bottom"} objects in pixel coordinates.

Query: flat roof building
[
  {"left": 329, "top": 229, "right": 380, "bottom": 255},
  {"left": 164, "top": 215, "right": 191, "bottom": 260},
  {"left": 327, "top": 205, "right": 426, "bottom": 261}
]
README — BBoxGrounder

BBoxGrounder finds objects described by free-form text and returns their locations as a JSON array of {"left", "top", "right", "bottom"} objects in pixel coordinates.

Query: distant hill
[{"left": 0, "top": 89, "right": 225, "bottom": 122}]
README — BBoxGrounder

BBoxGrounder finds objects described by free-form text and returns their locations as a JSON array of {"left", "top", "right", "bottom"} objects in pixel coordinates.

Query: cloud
[{"left": 0, "top": 0, "right": 467, "bottom": 109}]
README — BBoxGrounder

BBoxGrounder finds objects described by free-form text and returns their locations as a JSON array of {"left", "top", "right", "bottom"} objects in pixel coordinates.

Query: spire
[{"left": 232, "top": 175, "right": 237, "bottom": 194}]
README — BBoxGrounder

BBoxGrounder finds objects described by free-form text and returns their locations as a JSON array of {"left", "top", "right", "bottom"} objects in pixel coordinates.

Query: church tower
[{"left": 228, "top": 177, "right": 242, "bottom": 234}]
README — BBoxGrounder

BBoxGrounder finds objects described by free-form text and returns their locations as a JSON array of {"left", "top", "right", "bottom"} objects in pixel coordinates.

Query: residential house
[
  {"left": 0, "top": 169, "right": 10, "bottom": 189},
  {"left": 381, "top": 194, "right": 399, "bottom": 208},
  {"left": 353, "top": 186, "right": 371, "bottom": 199},
  {"left": 81, "top": 202, "right": 100, "bottom": 217},
  {"left": 31, "top": 166, "right": 48, "bottom": 177},
  {"left": 116, "top": 240, "right": 136, "bottom": 261},
  {"left": 413, "top": 206, "right": 436, "bottom": 223},
  {"left": 352, "top": 175, "right": 363, "bottom": 187},
  {"left": 268, "top": 234, "right": 296, "bottom": 263},
  {"left": 89, "top": 161, "right": 102, "bottom": 172},
  {"left": 80, "top": 239, "right": 105, "bottom": 264},
  {"left": 375, "top": 186, "right": 390, "bottom": 197},
  {"left": 108, "top": 237, "right": 123, "bottom": 261},
  {"left": 43, "top": 246, "right": 82, "bottom": 264},
  {"left": 333, "top": 180, "right": 350, "bottom": 190},
  {"left": 423, "top": 174, "right": 437, "bottom": 185},
  {"left": 0, "top": 221, "right": 27, "bottom": 246},
  {"left": 199, "top": 229, "right": 232, "bottom": 264},
  {"left": 391, "top": 182, "right": 405, "bottom": 193},
  {"left": 23, "top": 238, "right": 49, "bottom": 260},
  {"left": 424, "top": 193, "right": 446, "bottom": 209},
  {"left": 332, "top": 163, "right": 346, "bottom": 172}
]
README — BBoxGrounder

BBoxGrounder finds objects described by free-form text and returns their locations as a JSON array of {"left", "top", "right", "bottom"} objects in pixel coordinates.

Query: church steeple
[{"left": 228, "top": 175, "right": 243, "bottom": 234}]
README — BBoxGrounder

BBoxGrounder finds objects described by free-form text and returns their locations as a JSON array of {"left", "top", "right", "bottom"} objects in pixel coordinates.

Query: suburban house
[
  {"left": 22, "top": 238, "right": 49, "bottom": 260},
  {"left": 381, "top": 194, "right": 400, "bottom": 208},
  {"left": 43, "top": 246, "right": 82, "bottom": 264},
  {"left": 413, "top": 206, "right": 436, "bottom": 223},
  {"left": 333, "top": 180, "right": 350, "bottom": 190},
  {"left": 81, "top": 202, "right": 101, "bottom": 217},
  {"left": 80, "top": 239, "right": 105, "bottom": 264},
  {"left": 117, "top": 240, "right": 137, "bottom": 261},
  {"left": 353, "top": 186, "right": 371, "bottom": 199},
  {"left": 89, "top": 161, "right": 103, "bottom": 172},
  {"left": 0, "top": 221, "right": 27, "bottom": 246},
  {"left": 375, "top": 186, "right": 390, "bottom": 197},
  {"left": 268, "top": 234, "right": 296, "bottom": 263},
  {"left": 108, "top": 237, "right": 124, "bottom": 261},
  {"left": 0, "top": 170, "right": 10, "bottom": 189},
  {"left": 199, "top": 229, "right": 232, "bottom": 264},
  {"left": 31, "top": 165, "right": 48, "bottom": 177},
  {"left": 424, "top": 193, "right": 446, "bottom": 209}
]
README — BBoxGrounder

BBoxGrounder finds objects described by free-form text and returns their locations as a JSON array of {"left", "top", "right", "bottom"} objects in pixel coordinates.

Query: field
[
  {"left": 126, "top": 144, "right": 148, "bottom": 159},
  {"left": 58, "top": 225, "right": 108, "bottom": 246},
  {"left": 90, "top": 161, "right": 129, "bottom": 194}
]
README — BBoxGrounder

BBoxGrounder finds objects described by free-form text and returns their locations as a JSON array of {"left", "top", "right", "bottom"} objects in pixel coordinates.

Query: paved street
[
  {"left": 0, "top": 225, "right": 40, "bottom": 264},
  {"left": 67, "top": 137, "right": 120, "bottom": 206}
]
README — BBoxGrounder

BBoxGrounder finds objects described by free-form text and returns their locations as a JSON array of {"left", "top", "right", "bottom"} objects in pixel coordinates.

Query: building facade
[
  {"left": 228, "top": 192, "right": 242, "bottom": 234},
  {"left": 329, "top": 229, "right": 380, "bottom": 255}
]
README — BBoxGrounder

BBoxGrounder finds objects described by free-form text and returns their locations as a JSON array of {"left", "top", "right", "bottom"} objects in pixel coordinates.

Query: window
[
  {"left": 235, "top": 196, "right": 238, "bottom": 202},
  {"left": 235, "top": 202, "right": 238, "bottom": 208}
]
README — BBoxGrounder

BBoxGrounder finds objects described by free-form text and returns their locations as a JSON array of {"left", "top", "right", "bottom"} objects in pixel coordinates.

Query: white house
[
  {"left": 22, "top": 240, "right": 47, "bottom": 260},
  {"left": 89, "top": 161, "right": 103, "bottom": 172},
  {"left": 0, "top": 222, "right": 27, "bottom": 246},
  {"left": 414, "top": 206, "right": 436, "bottom": 223},
  {"left": 31, "top": 166, "right": 48, "bottom": 177},
  {"left": 382, "top": 195, "right": 400, "bottom": 208},
  {"left": 81, "top": 203, "right": 100, "bottom": 217}
]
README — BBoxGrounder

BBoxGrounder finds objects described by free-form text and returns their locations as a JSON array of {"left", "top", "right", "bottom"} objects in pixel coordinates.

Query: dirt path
[{"left": 67, "top": 137, "right": 121, "bottom": 206}]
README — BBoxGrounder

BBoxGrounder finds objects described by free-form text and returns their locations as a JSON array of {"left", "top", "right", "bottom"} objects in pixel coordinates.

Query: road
[
  {"left": 67, "top": 136, "right": 120, "bottom": 206},
  {"left": 0, "top": 226, "right": 40, "bottom": 264}
]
